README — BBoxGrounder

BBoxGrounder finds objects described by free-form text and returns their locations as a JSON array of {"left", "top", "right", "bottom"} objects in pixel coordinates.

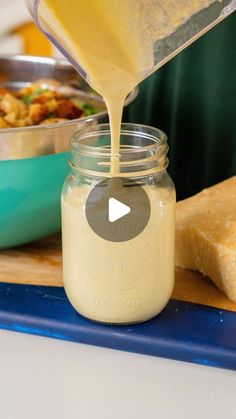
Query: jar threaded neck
[{"left": 71, "top": 123, "right": 169, "bottom": 178}]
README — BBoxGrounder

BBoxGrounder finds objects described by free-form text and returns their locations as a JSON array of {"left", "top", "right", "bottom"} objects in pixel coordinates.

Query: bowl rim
[{"left": 0, "top": 54, "right": 138, "bottom": 133}]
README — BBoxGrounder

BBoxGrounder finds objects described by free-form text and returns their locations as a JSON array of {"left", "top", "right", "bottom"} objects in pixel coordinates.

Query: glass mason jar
[{"left": 61, "top": 123, "right": 176, "bottom": 324}]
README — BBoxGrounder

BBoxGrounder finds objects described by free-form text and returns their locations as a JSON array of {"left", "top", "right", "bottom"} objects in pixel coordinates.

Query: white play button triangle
[
  {"left": 108, "top": 197, "right": 131, "bottom": 223},
  {"left": 86, "top": 177, "right": 151, "bottom": 241}
]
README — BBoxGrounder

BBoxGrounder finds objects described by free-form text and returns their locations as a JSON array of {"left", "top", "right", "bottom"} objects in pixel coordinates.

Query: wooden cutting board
[{"left": 0, "top": 234, "right": 236, "bottom": 312}]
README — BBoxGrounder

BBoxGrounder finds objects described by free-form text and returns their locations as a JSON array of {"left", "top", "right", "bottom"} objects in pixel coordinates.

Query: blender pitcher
[{"left": 27, "top": 0, "right": 236, "bottom": 87}]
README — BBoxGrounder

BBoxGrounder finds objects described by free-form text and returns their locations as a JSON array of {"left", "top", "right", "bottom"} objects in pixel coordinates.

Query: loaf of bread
[{"left": 175, "top": 177, "right": 236, "bottom": 302}]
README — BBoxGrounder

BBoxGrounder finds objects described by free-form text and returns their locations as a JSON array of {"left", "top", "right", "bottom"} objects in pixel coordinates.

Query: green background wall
[{"left": 125, "top": 13, "right": 236, "bottom": 199}]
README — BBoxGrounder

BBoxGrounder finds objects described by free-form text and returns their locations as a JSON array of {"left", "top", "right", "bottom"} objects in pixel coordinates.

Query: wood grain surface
[
  {"left": 0, "top": 234, "right": 236, "bottom": 312},
  {"left": 0, "top": 235, "right": 62, "bottom": 287}
]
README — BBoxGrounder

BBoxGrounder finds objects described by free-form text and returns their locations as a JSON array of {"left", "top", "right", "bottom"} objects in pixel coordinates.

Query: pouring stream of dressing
[{"left": 40, "top": 0, "right": 155, "bottom": 174}]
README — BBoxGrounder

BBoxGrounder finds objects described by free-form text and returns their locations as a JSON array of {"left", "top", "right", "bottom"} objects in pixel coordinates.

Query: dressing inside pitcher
[{"left": 27, "top": 0, "right": 236, "bottom": 168}]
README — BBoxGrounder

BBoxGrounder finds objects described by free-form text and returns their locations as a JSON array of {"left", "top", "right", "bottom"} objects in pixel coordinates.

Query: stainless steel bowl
[
  {"left": 0, "top": 55, "right": 138, "bottom": 160},
  {"left": 0, "top": 55, "right": 138, "bottom": 248}
]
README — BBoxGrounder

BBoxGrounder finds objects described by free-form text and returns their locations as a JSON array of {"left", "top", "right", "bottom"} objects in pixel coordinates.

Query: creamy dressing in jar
[
  {"left": 62, "top": 185, "right": 175, "bottom": 324},
  {"left": 61, "top": 124, "right": 175, "bottom": 324}
]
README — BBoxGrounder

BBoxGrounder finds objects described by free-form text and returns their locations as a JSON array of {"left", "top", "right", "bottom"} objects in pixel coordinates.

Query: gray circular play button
[{"left": 85, "top": 177, "right": 151, "bottom": 242}]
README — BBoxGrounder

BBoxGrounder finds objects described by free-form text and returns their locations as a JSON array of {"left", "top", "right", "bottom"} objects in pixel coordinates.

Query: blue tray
[{"left": 0, "top": 282, "right": 236, "bottom": 370}]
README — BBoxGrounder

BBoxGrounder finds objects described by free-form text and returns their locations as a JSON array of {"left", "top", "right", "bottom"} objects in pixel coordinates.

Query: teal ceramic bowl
[
  {"left": 0, "top": 55, "right": 138, "bottom": 248},
  {"left": 0, "top": 153, "right": 69, "bottom": 248}
]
